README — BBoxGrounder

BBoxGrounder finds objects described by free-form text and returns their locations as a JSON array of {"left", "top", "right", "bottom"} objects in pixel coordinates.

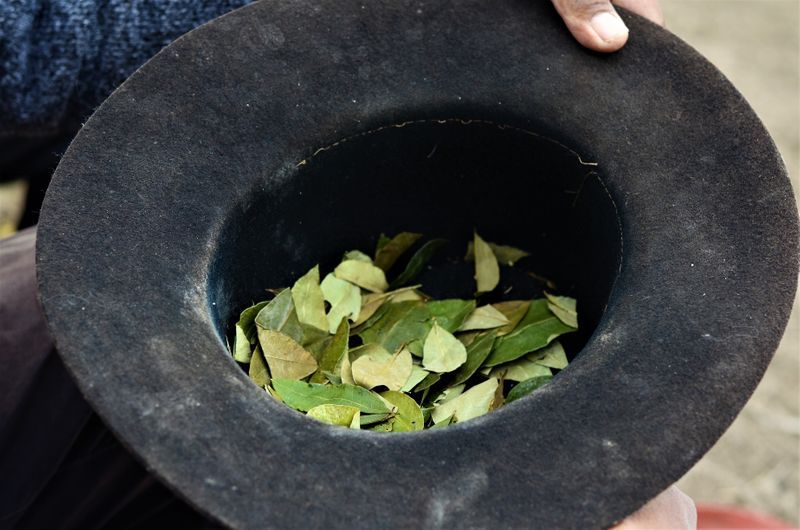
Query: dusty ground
[{"left": 662, "top": 0, "right": 800, "bottom": 524}]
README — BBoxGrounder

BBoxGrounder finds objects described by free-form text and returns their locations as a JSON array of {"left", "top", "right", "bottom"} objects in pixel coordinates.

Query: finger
[
  {"left": 613, "top": 0, "right": 665, "bottom": 26},
  {"left": 550, "top": 0, "right": 629, "bottom": 53},
  {"left": 611, "top": 486, "right": 697, "bottom": 530}
]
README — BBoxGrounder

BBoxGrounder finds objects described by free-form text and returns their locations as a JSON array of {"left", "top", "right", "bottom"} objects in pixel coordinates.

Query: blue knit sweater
[{"left": 0, "top": 0, "right": 251, "bottom": 136}]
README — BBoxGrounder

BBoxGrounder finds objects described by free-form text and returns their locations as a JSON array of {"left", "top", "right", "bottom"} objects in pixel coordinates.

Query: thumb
[{"left": 551, "top": 0, "right": 629, "bottom": 53}]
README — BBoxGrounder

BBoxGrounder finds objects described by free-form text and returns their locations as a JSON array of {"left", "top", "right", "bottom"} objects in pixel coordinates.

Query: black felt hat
[{"left": 36, "top": 1, "right": 799, "bottom": 528}]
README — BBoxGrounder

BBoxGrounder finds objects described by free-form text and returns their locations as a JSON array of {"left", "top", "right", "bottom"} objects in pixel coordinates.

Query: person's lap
[{"left": 0, "top": 228, "right": 212, "bottom": 529}]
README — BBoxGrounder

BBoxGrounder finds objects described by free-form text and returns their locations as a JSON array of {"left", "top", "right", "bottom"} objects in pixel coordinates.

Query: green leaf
[
  {"left": 544, "top": 292, "right": 578, "bottom": 328},
  {"left": 353, "top": 285, "right": 423, "bottom": 326},
  {"left": 421, "top": 406, "right": 432, "bottom": 424},
  {"left": 272, "top": 379, "right": 391, "bottom": 413},
  {"left": 343, "top": 250, "right": 373, "bottom": 263},
  {"left": 375, "top": 233, "right": 392, "bottom": 254},
  {"left": 239, "top": 300, "right": 270, "bottom": 340},
  {"left": 429, "top": 414, "right": 454, "bottom": 429},
  {"left": 406, "top": 338, "right": 424, "bottom": 357},
  {"left": 374, "top": 232, "right": 423, "bottom": 271},
  {"left": 465, "top": 241, "right": 530, "bottom": 266},
  {"left": 348, "top": 343, "right": 384, "bottom": 363},
  {"left": 517, "top": 299, "right": 552, "bottom": 327},
  {"left": 456, "top": 331, "right": 480, "bottom": 347},
  {"left": 240, "top": 233, "right": 578, "bottom": 431},
  {"left": 427, "top": 299, "right": 476, "bottom": 333},
  {"left": 320, "top": 273, "right": 361, "bottom": 333},
  {"left": 529, "top": 341, "right": 569, "bottom": 369},
  {"left": 458, "top": 304, "right": 509, "bottom": 331},
  {"left": 291, "top": 266, "right": 329, "bottom": 332},
  {"left": 422, "top": 321, "right": 467, "bottom": 373},
  {"left": 339, "top": 346, "right": 355, "bottom": 385},
  {"left": 237, "top": 298, "right": 274, "bottom": 332},
  {"left": 431, "top": 378, "right": 499, "bottom": 424},
  {"left": 255, "top": 288, "right": 305, "bottom": 343},
  {"left": 433, "top": 384, "right": 465, "bottom": 405},
  {"left": 483, "top": 306, "right": 574, "bottom": 367},
  {"left": 491, "top": 374, "right": 505, "bottom": 410},
  {"left": 489, "top": 358, "right": 551, "bottom": 382},
  {"left": 334, "top": 260, "right": 389, "bottom": 293},
  {"left": 258, "top": 329, "right": 318, "bottom": 380},
  {"left": 389, "top": 238, "right": 447, "bottom": 289},
  {"left": 505, "top": 375, "right": 553, "bottom": 404},
  {"left": 450, "top": 330, "right": 497, "bottom": 386},
  {"left": 380, "top": 390, "right": 424, "bottom": 431},
  {"left": 473, "top": 232, "right": 499, "bottom": 293},
  {"left": 357, "top": 301, "right": 431, "bottom": 354},
  {"left": 233, "top": 324, "right": 253, "bottom": 363},
  {"left": 401, "top": 365, "right": 430, "bottom": 392},
  {"left": 354, "top": 297, "right": 388, "bottom": 328},
  {"left": 232, "top": 300, "right": 269, "bottom": 362},
  {"left": 309, "top": 319, "right": 350, "bottom": 384},
  {"left": 492, "top": 243, "right": 531, "bottom": 266},
  {"left": 265, "top": 384, "right": 283, "bottom": 401},
  {"left": 391, "top": 289, "right": 426, "bottom": 303},
  {"left": 322, "top": 371, "right": 342, "bottom": 384},
  {"left": 369, "top": 420, "right": 395, "bottom": 432},
  {"left": 360, "top": 412, "right": 394, "bottom": 426},
  {"left": 248, "top": 345, "right": 270, "bottom": 387},
  {"left": 351, "top": 345, "right": 413, "bottom": 391},
  {"left": 307, "top": 404, "right": 360, "bottom": 429},
  {"left": 299, "top": 325, "right": 331, "bottom": 352},
  {"left": 413, "top": 372, "right": 441, "bottom": 392},
  {"left": 342, "top": 343, "right": 400, "bottom": 387},
  {"left": 492, "top": 300, "right": 532, "bottom": 336}
]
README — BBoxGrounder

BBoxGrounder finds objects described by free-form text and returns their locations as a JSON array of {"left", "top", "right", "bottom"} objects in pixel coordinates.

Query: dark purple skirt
[{"left": 0, "top": 228, "right": 215, "bottom": 529}]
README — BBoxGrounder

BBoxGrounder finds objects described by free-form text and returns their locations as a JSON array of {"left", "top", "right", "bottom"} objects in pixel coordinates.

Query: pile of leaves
[{"left": 229, "top": 232, "right": 578, "bottom": 431}]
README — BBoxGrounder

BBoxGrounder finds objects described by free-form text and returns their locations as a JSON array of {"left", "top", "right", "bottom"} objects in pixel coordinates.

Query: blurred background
[
  {"left": 663, "top": 0, "right": 799, "bottom": 525},
  {"left": 0, "top": 0, "right": 797, "bottom": 526}
]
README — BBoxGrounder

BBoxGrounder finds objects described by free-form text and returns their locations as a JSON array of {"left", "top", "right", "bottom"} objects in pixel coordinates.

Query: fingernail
[{"left": 590, "top": 12, "right": 628, "bottom": 43}]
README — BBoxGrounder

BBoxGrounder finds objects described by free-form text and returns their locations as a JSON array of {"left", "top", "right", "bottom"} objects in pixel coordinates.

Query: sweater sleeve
[{"left": 0, "top": 0, "right": 251, "bottom": 137}]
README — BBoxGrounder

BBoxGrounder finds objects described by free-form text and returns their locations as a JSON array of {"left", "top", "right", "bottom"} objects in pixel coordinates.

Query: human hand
[
  {"left": 611, "top": 485, "right": 697, "bottom": 529},
  {"left": 551, "top": 0, "right": 665, "bottom": 52}
]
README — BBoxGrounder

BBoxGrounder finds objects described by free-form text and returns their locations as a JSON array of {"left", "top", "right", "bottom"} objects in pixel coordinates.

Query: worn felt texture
[{"left": 36, "top": 1, "right": 799, "bottom": 529}]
